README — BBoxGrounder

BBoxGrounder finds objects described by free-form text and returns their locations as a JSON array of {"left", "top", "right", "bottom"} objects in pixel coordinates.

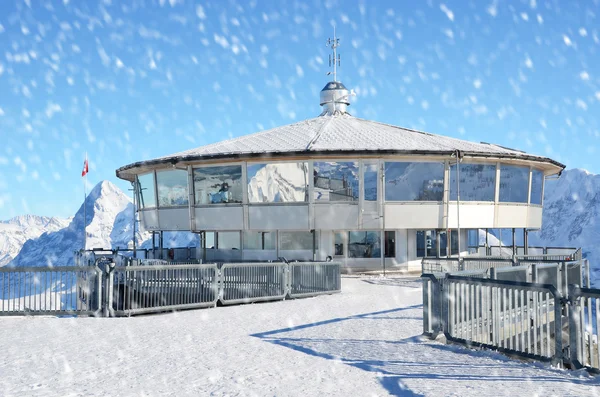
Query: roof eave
[{"left": 115, "top": 149, "right": 565, "bottom": 182}]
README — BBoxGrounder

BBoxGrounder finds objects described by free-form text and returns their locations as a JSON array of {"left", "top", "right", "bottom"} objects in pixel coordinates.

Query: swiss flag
[{"left": 81, "top": 158, "right": 89, "bottom": 177}]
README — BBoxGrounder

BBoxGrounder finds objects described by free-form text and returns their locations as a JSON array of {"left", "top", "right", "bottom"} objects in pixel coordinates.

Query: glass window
[
  {"left": 156, "top": 169, "right": 189, "bottom": 207},
  {"left": 204, "top": 231, "right": 216, "bottom": 249},
  {"left": 385, "top": 162, "right": 444, "bottom": 201},
  {"left": 280, "top": 231, "right": 317, "bottom": 250},
  {"left": 247, "top": 162, "right": 308, "bottom": 203},
  {"left": 499, "top": 165, "right": 529, "bottom": 203},
  {"left": 217, "top": 232, "right": 240, "bottom": 250},
  {"left": 313, "top": 161, "right": 358, "bottom": 202},
  {"left": 450, "top": 230, "right": 459, "bottom": 256},
  {"left": 193, "top": 165, "right": 243, "bottom": 205},
  {"left": 364, "top": 163, "right": 378, "bottom": 201},
  {"left": 348, "top": 231, "right": 381, "bottom": 258},
  {"left": 243, "top": 231, "right": 276, "bottom": 250},
  {"left": 417, "top": 230, "right": 436, "bottom": 257},
  {"left": 449, "top": 163, "right": 496, "bottom": 201},
  {"left": 530, "top": 169, "right": 544, "bottom": 205},
  {"left": 334, "top": 232, "right": 345, "bottom": 256},
  {"left": 137, "top": 172, "right": 156, "bottom": 209},
  {"left": 385, "top": 231, "right": 396, "bottom": 258}
]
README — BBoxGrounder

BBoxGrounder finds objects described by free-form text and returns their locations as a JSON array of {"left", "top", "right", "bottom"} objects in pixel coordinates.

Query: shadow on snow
[{"left": 251, "top": 305, "right": 599, "bottom": 396}]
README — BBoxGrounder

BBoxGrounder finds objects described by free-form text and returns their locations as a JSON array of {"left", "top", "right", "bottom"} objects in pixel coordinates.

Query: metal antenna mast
[{"left": 326, "top": 27, "right": 340, "bottom": 82}]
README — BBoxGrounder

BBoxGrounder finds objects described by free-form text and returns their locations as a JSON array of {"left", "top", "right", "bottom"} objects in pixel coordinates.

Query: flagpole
[{"left": 83, "top": 152, "right": 87, "bottom": 251}]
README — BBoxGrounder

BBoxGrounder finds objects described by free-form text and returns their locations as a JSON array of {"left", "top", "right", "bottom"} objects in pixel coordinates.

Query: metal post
[
  {"left": 456, "top": 151, "right": 461, "bottom": 260},
  {"left": 159, "top": 231, "right": 164, "bottom": 260},
  {"left": 553, "top": 291, "right": 563, "bottom": 367},
  {"left": 512, "top": 228, "right": 516, "bottom": 258},
  {"left": 568, "top": 285, "right": 582, "bottom": 369},
  {"left": 485, "top": 228, "right": 489, "bottom": 256},
  {"left": 524, "top": 229, "right": 528, "bottom": 255}
]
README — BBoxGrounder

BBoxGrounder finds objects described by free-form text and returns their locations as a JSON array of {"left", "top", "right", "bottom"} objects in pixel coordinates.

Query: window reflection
[
  {"left": 156, "top": 170, "right": 189, "bottom": 207},
  {"left": 530, "top": 169, "right": 543, "bottom": 205},
  {"left": 449, "top": 163, "right": 496, "bottom": 201},
  {"left": 334, "top": 232, "right": 345, "bottom": 256},
  {"left": 385, "top": 162, "right": 444, "bottom": 201},
  {"left": 247, "top": 162, "right": 308, "bottom": 203},
  {"left": 348, "top": 231, "right": 381, "bottom": 258},
  {"left": 364, "top": 163, "right": 378, "bottom": 201},
  {"left": 313, "top": 161, "right": 358, "bottom": 201},
  {"left": 416, "top": 230, "right": 436, "bottom": 257},
  {"left": 193, "top": 165, "right": 242, "bottom": 205},
  {"left": 137, "top": 172, "right": 156, "bottom": 209},
  {"left": 243, "top": 231, "right": 276, "bottom": 250},
  {"left": 280, "top": 231, "right": 317, "bottom": 250},
  {"left": 499, "top": 165, "right": 529, "bottom": 203}
]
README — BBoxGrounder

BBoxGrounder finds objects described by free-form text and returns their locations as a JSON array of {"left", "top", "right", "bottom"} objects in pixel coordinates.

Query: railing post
[
  {"left": 102, "top": 262, "right": 115, "bottom": 318},
  {"left": 553, "top": 290, "right": 563, "bottom": 367},
  {"left": 567, "top": 284, "right": 583, "bottom": 369},
  {"left": 423, "top": 277, "right": 431, "bottom": 336},
  {"left": 440, "top": 274, "right": 449, "bottom": 337}
]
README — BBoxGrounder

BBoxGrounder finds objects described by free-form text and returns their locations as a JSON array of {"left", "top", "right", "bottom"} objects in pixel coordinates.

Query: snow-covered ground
[{"left": 1, "top": 277, "right": 598, "bottom": 396}]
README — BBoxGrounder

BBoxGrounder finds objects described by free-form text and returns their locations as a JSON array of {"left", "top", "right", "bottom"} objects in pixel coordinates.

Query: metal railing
[
  {"left": 423, "top": 260, "right": 600, "bottom": 371},
  {"left": 0, "top": 266, "right": 101, "bottom": 316},
  {"left": 0, "top": 260, "right": 341, "bottom": 317},
  {"left": 445, "top": 275, "right": 562, "bottom": 364},
  {"left": 569, "top": 285, "right": 600, "bottom": 371},
  {"left": 109, "top": 263, "right": 219, "bottom": 316},
  {"left": 289, "top": 262, "right": 341, "bottom": 298},
  {"left": 220, "top": 262, "right": 287, "bottom": 305}
]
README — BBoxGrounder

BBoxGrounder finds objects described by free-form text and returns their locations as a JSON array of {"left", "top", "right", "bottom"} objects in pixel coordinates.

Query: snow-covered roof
[{"left": 116, "top": 114, "right": 565, "bottom": 181}]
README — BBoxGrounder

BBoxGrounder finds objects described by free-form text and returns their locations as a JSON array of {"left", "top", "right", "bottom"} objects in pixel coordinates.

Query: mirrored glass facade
[
  {"left": 334, "top": 232, "right": 345, "bottom": 256},
  {"left": 137, "top": 172, "right": 156, "bottom": 209},
  {"left": 247, "top": 162, "right": 309, "bottom": 203},
  {"left": 280, "top": 231, "right": 317, "bottom": 250},
  {"left": 449, "top": 163, "right": 496, "bottom": 201},
  {"left": 499, "top": 165, "right": 529, "bottom": 203},
  {"left": 385, "top": 162, "right": 444, "bottom": 201},
  {"left": 243, "top": 231, "right": 276, "bottom": 250},
  {"left": 156, "top": 170, "right": 188, "bottom": 207},
  {"left": 348, "top": 231, "right": 381, "bottom": 258},
  {"left": 217, "top": 232, "right": 240, "bottom": 250},
  {"left": 416, "top": 230, "right": 436, "bottom": 257},
  {"left": 363, "top": 163, "right": 378, "bottom": 201},
  {"left": 530, "top": 169, "right": 544, "bottom": 205},
  {"left": 313, "top": 161, "right": 358, "bottom": 202},
  {"left": 193, "top": 165, "right": 243, "bottom": 205}
]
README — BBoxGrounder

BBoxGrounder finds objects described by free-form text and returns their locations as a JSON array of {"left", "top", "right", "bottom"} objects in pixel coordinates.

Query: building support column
[
  {"left": 485, "top": 228, "right": 489, "bottom": 256},
  {"left": 512, "top": 228, "right": 516, "bottom": 258},
  {"left": 524, "top": 229, "right": 529, "bottom": 255},
  {"left": 159, "top": 231, "right": 164, "bottom": 259}
]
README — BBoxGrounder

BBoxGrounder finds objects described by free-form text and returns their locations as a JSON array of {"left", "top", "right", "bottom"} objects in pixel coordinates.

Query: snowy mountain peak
[
  {"left": 0, "top": 215, "right": 70, "bottom": 267},
  {"left": 7, "top": 180, "right": 146, "bottom": 268}
]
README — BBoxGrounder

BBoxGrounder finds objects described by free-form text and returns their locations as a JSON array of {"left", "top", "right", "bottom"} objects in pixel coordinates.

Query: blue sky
[{"left": 0, "top": 0, "right": 599, "bottom": 219}]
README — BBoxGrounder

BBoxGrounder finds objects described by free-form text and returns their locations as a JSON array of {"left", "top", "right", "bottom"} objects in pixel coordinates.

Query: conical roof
[{"left": 116, "top": 113, "right": 564, "bottom": 181}]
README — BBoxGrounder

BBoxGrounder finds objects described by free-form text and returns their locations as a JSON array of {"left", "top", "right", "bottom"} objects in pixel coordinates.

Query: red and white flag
[{"left": 81, "top": 157, "right": 89, "bottom": 177}]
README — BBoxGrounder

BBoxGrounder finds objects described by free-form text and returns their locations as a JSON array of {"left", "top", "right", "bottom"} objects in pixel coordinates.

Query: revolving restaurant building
[{"left": 116, "top": 80, "right": 564, "bottom": 272}]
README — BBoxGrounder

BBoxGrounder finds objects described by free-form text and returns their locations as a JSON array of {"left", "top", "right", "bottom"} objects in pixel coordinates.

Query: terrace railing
[
  {"left": 0, "top": 257, "right": 341, "bottom": 318},
  {"left": 422, "top": 249, "right": 600, "bottom": 372},
  {"left": 0, "top": 265, "right": 101, "bottom": 317}
]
